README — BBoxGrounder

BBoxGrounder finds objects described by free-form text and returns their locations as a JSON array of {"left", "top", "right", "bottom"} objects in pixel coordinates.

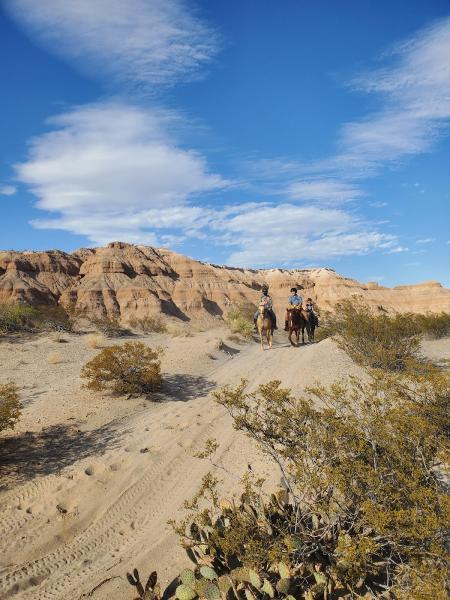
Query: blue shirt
[{"left": 288, "top": 294, "right": 302, "bottom": 305}]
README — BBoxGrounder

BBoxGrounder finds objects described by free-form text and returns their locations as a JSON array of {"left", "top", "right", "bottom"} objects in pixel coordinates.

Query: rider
[
  {"left": 254, "top": 285, "right": 277, "bottom": 329},
  {"left": 305, "top": 297, "right": 319, "bottom": 326},
  {"left": 284, "top": 287, "right": 304, "bottom": 331}
]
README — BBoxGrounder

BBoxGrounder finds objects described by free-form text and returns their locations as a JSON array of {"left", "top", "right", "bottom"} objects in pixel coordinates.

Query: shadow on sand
[
  {"left": 160, "top": 373, "right": 216, "bottom": 402},
  {"left": 0, "top": 420, "right": 124, "bottom": 489}
]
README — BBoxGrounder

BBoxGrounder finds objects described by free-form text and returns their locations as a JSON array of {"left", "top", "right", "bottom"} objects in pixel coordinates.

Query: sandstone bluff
[{"left": 1, "top": 241, "right": 449, "bottom": 322}]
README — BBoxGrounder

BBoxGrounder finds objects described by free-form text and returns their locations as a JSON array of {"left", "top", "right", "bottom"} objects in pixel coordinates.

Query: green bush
[
  {"left": 0, "top": 302, "right": 73, "bottom": 334},
  {"left": 413, "top": 312, "right": 450, "bottom": 339},
  {"left": 0, "top": 303, "right": 38, "bottom": 333},
  {"left": 0, "top": 381, "right": 21, "bottom": 432},
  {"left": 80, "top": 341, "right": 162, "bottom": 396},
  {"left": 226, "top": 303, "right": 256, "bottom": 340},
  {"left": 329, "top": 301, "right": 422, "bottom": 370}
]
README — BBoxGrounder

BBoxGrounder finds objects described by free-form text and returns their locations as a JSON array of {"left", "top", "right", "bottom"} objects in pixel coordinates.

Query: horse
[
  {"left": 256, "top": 305, "right": 274, "bottom": 350},
  {"left": 304, "top": 310, "right": 317, "bottom": 343},
  {"left": 288, "top": 307, "right": 311, "bottom": 347}
]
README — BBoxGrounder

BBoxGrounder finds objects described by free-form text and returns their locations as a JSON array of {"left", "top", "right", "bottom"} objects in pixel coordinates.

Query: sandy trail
[{"left": 0, "top": 329, "right": 447, "bottom": 600}]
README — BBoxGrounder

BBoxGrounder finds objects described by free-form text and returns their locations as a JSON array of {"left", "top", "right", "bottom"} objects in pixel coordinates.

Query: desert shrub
[
  {"left": 84, "top": 332, "right": 106, "bottom": 349},
  {"left": 90, "top": 316, "right": 129, "bottom": 337},
  {"left": 182, "top": 373, "right": 449, "bottom": 598},
  {"left": 226, "top": 304, "right": 256, "bottom": 340},
  {"left": 413, "top": 312, "right": 450, "bottom": 339},
  {"left": 0, "top": 303, "right": 38, "bottom": 333},
  {"left": 0, "top": 302, "right": 73, "bottom": 335},
  {"left": 33, "top": 305, "right": 73, "bottom": 332},
  {"left": 329, "top": 300, "right": 421, "bottom": 370},
  {"left": 81, "top": 341, "right": 162, "bottom": 396},
  {"left": 129, "top": 315, "right": 167, "bottom": 333},
  {"left": 127, "top": 365, "right": 449, "bottom": 599},
  {"left": 0, "top": 381, "right": 21, "bottom": 432}
]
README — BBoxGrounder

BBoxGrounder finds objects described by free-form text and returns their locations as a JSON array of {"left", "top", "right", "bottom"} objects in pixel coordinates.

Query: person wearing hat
[
  {"left": 253, "top": 285, "right": 277, "bottom": 329},
  {"left": 305, "top": 297, "right": 319, "bottom": 326},
  {"left": 284, "top": 287, "right": 305, "bottom": 331}
]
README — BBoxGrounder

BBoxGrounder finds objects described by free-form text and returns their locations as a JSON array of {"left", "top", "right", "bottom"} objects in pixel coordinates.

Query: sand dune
[{"left": 0, "top": 329, "right": 448, "bottom": 599}]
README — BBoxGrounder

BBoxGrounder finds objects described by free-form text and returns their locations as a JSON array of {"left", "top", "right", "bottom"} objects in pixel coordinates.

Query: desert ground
[{"left": 0, "top": 328, "right": 448, "bottom": 600}]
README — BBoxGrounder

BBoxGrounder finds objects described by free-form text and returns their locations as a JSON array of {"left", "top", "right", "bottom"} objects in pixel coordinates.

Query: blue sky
[{"left": 1, "top": 0, "right": 449, "bottom": 287}]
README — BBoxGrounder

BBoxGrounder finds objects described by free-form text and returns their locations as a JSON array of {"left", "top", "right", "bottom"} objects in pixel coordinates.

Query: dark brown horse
[{"left": 288, "top": 307, "right": 311, "bottom": 347}]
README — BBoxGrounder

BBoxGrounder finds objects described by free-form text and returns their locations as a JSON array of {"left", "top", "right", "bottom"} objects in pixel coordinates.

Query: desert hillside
[{"left": 1, "top": 241, "right": 449, "bottom": 322}]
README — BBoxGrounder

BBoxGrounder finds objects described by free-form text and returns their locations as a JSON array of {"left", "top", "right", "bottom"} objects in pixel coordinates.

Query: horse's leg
[
  {"left": 259, "top": 328, "right": 264, "bottom": 350},
  {"left": 269, "top": 328, "right": 273, "bottom": 348},
  {"left": 288, "top": 327, "right": 295, "bottom": 347}
]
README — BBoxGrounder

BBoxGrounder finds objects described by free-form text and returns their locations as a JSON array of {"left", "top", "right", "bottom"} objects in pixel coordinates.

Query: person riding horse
[
  {"left": 305, "top": 297, "right": 319, "bottom": 327},
  {"left": 253, "top": 285, "right": 277, "bottom": 330},
  {"left": 284, "top": 287, "right": 308, "bottom": 331}
]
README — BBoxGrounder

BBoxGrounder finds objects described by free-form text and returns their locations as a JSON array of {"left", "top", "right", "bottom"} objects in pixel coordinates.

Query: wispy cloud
[
  {"left": 340, "top": 16, "right": 450, "bottom": 170},
  {"left": 286, "top": 179, "right": 363, "bottom": 203},
  {"left": 5, "top": 0, "right": 219, "bottom": 89},
  {"left": 251, "top": 17, "right": 450, "bottom": 191},
  {"left": 0, "top": 185, "right": 16, "bottom": 196},
  {"left": 416, "top": 238, "right": 435, "bottom": 244}
]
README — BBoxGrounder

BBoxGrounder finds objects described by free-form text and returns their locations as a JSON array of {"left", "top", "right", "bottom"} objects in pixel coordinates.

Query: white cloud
[
  {"left": 416, "top": 238, "right": 434, "bottom": 244},
  {"left": 17, "top": 102, "right": 227, "bottom": 243},
  {"left": 0, "top": 185, "right": 16, "bottom": 196},
  {"left": 217, "top": 203, "right": 398, "bottom": 267},
  {"left": 5, "top": 0, "right": 218, "bottom": 89}
]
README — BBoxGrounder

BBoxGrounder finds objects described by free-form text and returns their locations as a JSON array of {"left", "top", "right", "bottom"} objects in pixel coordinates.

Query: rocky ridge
[{"left": 1, "top": 241, "right": 449, "bottom": 323}]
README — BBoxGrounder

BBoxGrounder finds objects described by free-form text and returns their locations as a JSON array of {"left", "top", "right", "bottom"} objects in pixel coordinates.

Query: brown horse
[
  {"left": 256, "top": 305, "right": 274, "bottom": 350},
  {"left": 288, "top": 307, "right": 311, "bottom": 347}
]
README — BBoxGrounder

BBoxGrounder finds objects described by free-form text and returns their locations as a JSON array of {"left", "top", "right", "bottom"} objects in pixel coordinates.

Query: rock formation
[{"left": 1, "top": 241, "right": 449, "bottom": 323}]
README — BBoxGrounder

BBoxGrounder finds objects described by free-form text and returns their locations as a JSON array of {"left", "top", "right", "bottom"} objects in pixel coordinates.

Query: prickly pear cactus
[
  {"left": 199, "top": 566, "right": 218, "bottom": 581},
  {"left": 176, "top": 584, "right": 198, "bottom": 600}
]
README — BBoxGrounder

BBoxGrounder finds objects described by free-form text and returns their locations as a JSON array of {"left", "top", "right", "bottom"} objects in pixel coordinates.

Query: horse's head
[{"left": 258, "top": 305, "right": 266, "bottom": 316}]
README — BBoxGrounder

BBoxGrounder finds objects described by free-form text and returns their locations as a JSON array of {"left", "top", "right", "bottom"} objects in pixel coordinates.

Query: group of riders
[{"left": 253, "top": 285, "right": 319, "bottom": 332}]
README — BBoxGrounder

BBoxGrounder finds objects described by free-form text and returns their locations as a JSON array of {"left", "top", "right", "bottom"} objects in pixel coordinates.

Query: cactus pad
[
  {"left": 199, "top": 566, "right": 217, "bottom": 581},
  {"left": 180, "top": 569, "right": 196, "bottom": 586},
  {"left": 261, "top": 579, "right": 275, "bottom": 598},
  {"left": 248, "top": 569, "right": 261, "bottom": 589},
  {"left": 176, "top": 584, "right": 197, "bottom": 600},
  {"left": 278, "top": 562, "right": 290, "bottom": 579},
  {"left": 276, "top": 578, "right": 291, "bottom": 595}
]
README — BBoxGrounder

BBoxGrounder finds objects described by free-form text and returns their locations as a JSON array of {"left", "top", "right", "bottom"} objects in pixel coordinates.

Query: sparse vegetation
[
  {"left": 161, "top": 368, "right": 449, "bottom": 600},
  {"left": 0, "top": 303, "right": 38, "bottom": 334},
  {"left": 167, "top": 324, "right": 193, "bottom": 337},
  {"left": 84, "top": 332, "right": 106, "bottom": 349},
  {"left": 0, "top": 381, "right": 21, "bottom": 432},
  {"left": 414, "top": 312, "right": 450, "bottom": 339},
  {"left": 90, "top": 315, "right": 129, "bottom": 337},
  {"left": 81, "top": 341, "right": 162, "bottom": 396},
  {"left": 226, "top": 303, "right": 256, "bottom": 340},
  {"left": 0, "top": 302, "right": 73, "bottom": 335},
  {"left": 326, "top": 301, "right": 422, "bottom": 370},
  {"left": 129, "top": 315, "right": 167, "bottom": 333}
]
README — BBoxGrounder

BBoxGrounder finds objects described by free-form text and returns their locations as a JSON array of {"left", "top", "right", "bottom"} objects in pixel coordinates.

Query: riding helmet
[{"left": 290, "top": 287, "right": 297, "bottom": 293}]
